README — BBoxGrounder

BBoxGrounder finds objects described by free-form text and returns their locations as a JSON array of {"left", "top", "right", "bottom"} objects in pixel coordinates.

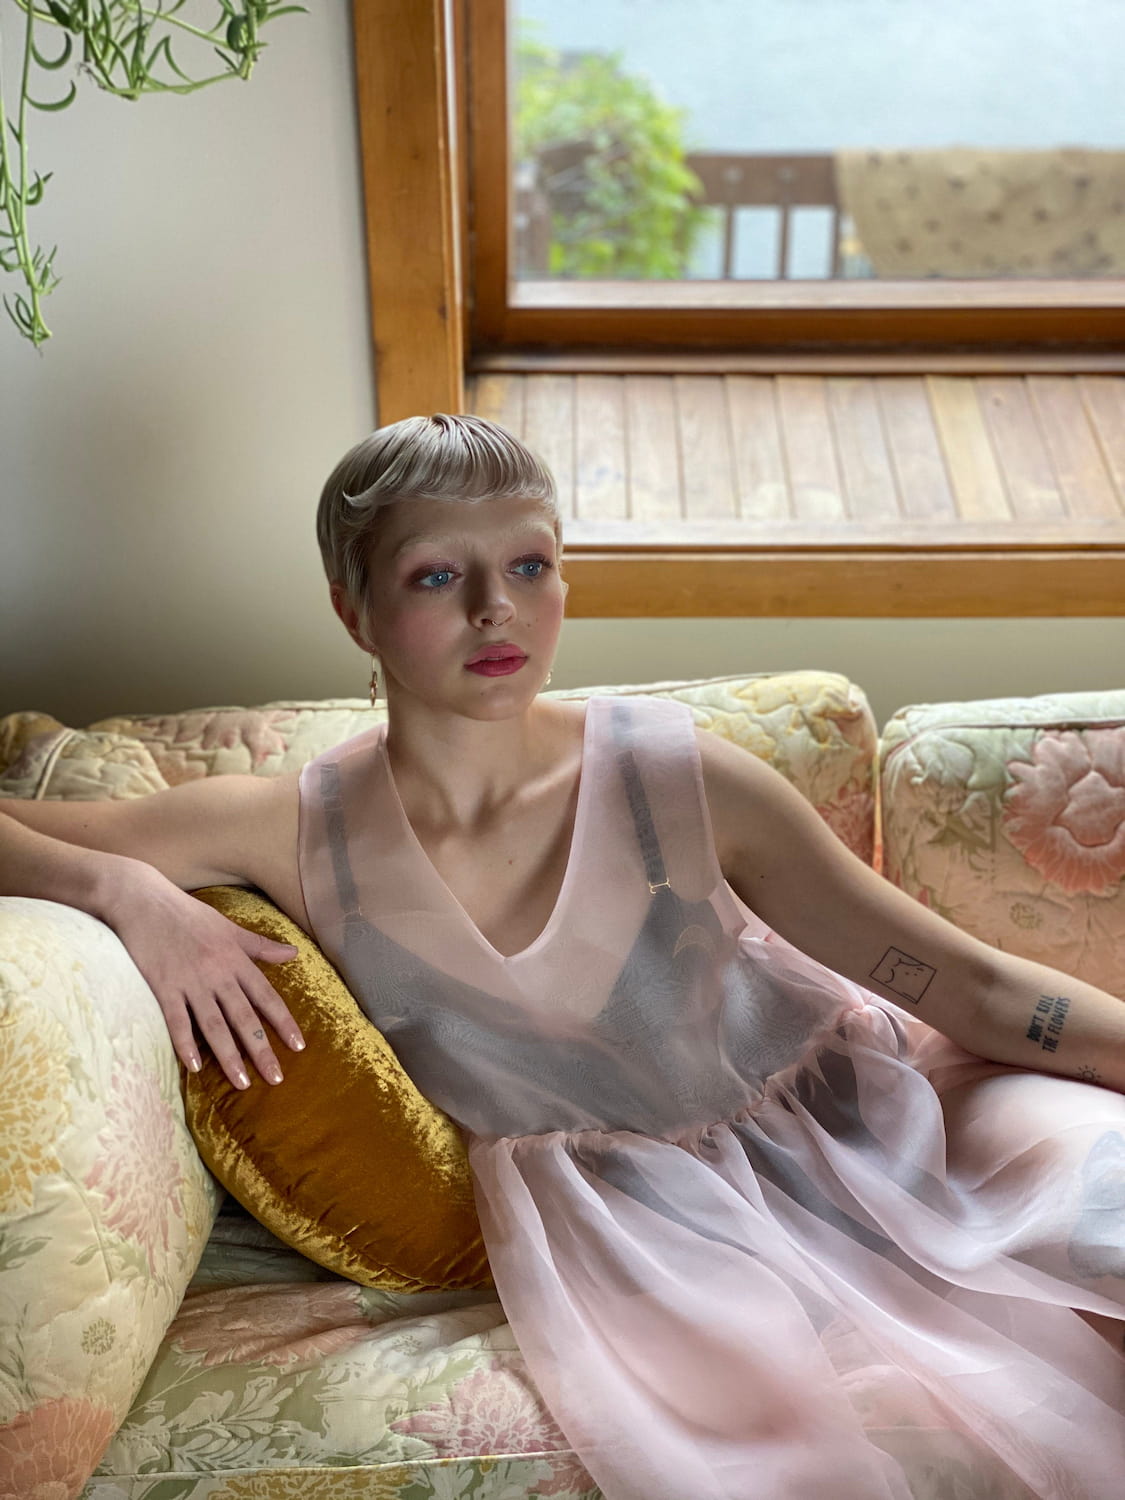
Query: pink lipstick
[{"left": 466, "top": 655, "right": 527, "bottom": 676}]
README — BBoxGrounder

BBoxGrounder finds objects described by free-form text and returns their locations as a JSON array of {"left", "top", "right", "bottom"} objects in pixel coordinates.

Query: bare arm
[
  {"left": 697, "top": 728, "right": 1125, "bottom": 1092},
  {"left": 0, "top": 779, "right": 306, "bottom": 1087}
]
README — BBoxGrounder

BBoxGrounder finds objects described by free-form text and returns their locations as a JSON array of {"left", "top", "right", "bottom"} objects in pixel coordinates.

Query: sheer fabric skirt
[{"left": 470, "top": 1002, "right": 1125, "bottom": 1500}]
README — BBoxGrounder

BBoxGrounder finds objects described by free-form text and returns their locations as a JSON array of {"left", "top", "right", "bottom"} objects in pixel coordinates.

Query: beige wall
[{"left": 2, "top": 4, "right": 1122, "bottom": 735}]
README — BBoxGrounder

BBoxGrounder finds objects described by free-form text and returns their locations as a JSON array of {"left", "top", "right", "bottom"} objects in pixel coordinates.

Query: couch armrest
[
  {"left": 879, "top": 690, "right": 1125, "bottom": 999},
  {"left": 0, "top": 897, "right": 222, "bottom": 1495}
]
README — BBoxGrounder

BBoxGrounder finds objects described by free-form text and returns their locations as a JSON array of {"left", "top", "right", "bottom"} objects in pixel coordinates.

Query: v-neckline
[{"left": 378, "top": 698, "right": 597, "bottom": 964}]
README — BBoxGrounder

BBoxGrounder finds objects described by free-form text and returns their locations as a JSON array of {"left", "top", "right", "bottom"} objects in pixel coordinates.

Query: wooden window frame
[
  {"left": 464, "top": 0, "right": 1125, "bottom": 360},
  {"left": 352, "top": 0, "right": 466, "bottom": 424}
]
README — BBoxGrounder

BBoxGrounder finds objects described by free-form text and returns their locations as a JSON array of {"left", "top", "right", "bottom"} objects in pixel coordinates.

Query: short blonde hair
[{"left": 316, "top": 413, "right": 560, "bottom": 639}]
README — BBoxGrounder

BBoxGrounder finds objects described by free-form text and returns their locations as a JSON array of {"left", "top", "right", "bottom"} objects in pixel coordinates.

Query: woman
[{"left": 3, "top": 413, "right": 1125, "bottom": 1499}]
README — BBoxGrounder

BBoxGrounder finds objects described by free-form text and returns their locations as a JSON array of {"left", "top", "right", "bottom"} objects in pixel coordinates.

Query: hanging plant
[{"left": 0, "top": 0, "right": 305, "bottom": 347}]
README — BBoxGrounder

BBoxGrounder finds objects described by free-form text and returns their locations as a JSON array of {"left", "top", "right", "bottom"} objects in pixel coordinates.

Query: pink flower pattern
[
  {"left": 0, "top": 1396, "right": 118, "bottom": 1500},
  {"left": 390, "top": 1364, "right": 592, "bottom": 1493},
  {"left": 169, "top": 1282, "right": 373, "bottom": 1368},
  {"left": 1003, "top": 730, "right": 1125, "bottom": 895},
  {"left": 133, "top": 708, "right": 300, "bottom": 782},
  {"left": 84, "top": 1060, "right": 184, "bottom": 1269}
]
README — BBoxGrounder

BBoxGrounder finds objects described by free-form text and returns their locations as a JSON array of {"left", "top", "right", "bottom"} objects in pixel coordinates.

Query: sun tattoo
[{"left": 1076, "top": 1064, "right": 1102, "bottom": 1084}]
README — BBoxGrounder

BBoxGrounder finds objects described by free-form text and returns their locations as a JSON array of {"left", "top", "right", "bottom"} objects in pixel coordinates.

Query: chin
[{"left": 459, "top": 674, "right": 544, "bottom": 711}]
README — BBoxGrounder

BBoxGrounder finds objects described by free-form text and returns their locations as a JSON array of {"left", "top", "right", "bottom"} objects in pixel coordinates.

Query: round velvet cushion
[{"left": 182, "top": 885, "right": 492, "bottom": 1292}]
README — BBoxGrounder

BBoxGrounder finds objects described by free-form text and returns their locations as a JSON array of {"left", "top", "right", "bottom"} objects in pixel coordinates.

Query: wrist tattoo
[
  {"left": 1077, "top": 1064, "right": 1102, "bottom": 1084},
  {"left": 870, "top": 947, "right": 935, "bottom": 1004},
  {"left": 1026, "top": 993, "right": 1070, "bottom": 1052}
]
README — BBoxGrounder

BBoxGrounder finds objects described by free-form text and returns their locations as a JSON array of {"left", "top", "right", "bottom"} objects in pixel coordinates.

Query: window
[{"left": 468, "top": 0, "right": 1125, "bottom": 354}]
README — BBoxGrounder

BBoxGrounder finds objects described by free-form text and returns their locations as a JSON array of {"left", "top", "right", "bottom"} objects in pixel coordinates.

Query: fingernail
[
  {"left": 266, "top": 1064, "right": 284, "bottom": 1085},
  {"left": 291, "top": 1035, "right": 306, "bottom": 1051},
  {"left": 236, "top": 1070, "right": 251, "bottom": 1090},
  {"left": 186, "top": 1052, "right": 201, "bottom": 1073}
]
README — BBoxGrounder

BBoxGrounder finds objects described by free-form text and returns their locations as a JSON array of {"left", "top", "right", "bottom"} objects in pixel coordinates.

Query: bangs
[{"left": 359, "top": 414, "right": 556, "bottom": 508}]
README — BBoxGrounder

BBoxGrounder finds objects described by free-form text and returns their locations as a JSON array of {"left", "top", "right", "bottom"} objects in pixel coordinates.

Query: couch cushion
[
  {"left": 185, "top": 886, "right": 490, "bottom": 1295},
  {"left": 83, "top": 1251, "right": 1033, "bottom": 1500},
  {"left": 880, "top": 689, "right": 1125, "bottom": 997},
  {"left": 85, "top": 1279, "right": 603, "bottom": 1499}
]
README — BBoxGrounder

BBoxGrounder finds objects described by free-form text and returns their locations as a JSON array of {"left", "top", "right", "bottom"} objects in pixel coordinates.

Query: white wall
[{"left": 2, "top": 4, "right": 1122, "bottom": 734}]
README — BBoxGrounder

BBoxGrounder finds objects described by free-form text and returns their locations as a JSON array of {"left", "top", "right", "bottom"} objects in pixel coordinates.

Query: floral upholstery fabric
[
  {"left": 880, "top": 689, "right": 1125, "bottom": 998},
  {"left": 88, "top": 1263, "right": 599, "bottom": 1499},
  {"left": 0, "top": 900, "right": 223, "bottom": 1498}
]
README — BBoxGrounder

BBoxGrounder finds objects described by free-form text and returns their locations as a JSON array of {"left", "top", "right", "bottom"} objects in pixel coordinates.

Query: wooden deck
[{"left": 467, "top": 371, "right": 1125, "bottom": 616}]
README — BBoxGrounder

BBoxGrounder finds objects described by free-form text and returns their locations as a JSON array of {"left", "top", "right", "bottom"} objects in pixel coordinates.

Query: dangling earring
[{"left": 368, "top": 654, "right": 379, "bottom": 707}]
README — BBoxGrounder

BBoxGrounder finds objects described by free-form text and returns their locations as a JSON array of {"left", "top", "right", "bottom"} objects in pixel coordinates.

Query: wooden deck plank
[
  {"left": 522, "top": 374, "right": 576, "bottom": 520},
  {"left": 776, "top": 376, "right": 846, "bottom": 521},
  {"left": 975, "top": 377, "right": 1067, "bottom": 521},
  {"left": 574, "top": 375, "right": 628, "bottom": 521},
  {"left": 877, "top": 377, "right": 959, "bottom": 521},
  {"left": 926, "top": 376, "right": 1012, "bottom": 522},
  {"left": 1028, "top": 375, "right": 1122, "bottom": 520},
  {"left": 624, "top": 375, "right": 683, "bottom": 524},
  {"left": 1078, "top": 376, "right": 1125, "bottom": 514},
  {"left": 467, "top": 372, "right": 525, "bottom": 435},
  {"left": 725, "top": 376, "right": 791, "bottom": 521},
  {"left": 673, "top": 375, "right": 738, "bottom": 518},
  {"left": 824, "top": 376, "right": 900, "bottom": 522},
  {"left": 466, "top": 370, "right": 1125, "bottom": 617}
]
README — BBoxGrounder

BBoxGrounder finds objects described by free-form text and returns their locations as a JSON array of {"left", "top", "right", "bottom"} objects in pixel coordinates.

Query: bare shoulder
[
  {"left": 127, "top": 770, "right": 310, "bottom": 932},
  {"left": 208, "top": 771, "right": 308, "bottom": 922},
  {"left": 691, "top": 724, "right": 789, "bottom": 871}
]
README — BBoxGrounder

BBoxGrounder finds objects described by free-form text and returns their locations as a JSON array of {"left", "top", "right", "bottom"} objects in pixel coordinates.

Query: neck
[{"left": 383, "top": 695, "right": 575, "bottom": 833}]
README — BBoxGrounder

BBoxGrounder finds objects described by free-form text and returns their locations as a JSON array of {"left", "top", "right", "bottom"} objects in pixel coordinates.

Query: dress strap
[{"left": 608, "top": 699, "right": 671, "bottom": 894}]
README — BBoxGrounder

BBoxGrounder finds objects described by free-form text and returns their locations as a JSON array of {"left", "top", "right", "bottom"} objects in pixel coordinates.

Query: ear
[{"left": 329, "top": 582, "right": 377, "bottom": 655}]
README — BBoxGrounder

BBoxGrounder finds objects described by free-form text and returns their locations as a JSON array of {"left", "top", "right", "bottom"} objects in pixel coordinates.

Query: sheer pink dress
[{"left": 298, "top": 694, "right": 1125, "bottom": 1500}]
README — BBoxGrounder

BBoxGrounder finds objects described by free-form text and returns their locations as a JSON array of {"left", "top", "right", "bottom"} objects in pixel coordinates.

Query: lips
[{"left": 465, "top": 643, "right": 527, "bottom": 666}]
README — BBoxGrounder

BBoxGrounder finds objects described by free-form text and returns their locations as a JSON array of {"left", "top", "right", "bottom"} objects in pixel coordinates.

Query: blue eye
[{"left": 413, "top": 557, "right": 551, "bottom": 590}]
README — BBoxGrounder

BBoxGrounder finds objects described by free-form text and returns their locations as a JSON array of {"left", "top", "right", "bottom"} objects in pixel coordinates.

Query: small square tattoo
[{"left": 870, "top": 947, "right": 935, "bottom": 1004}]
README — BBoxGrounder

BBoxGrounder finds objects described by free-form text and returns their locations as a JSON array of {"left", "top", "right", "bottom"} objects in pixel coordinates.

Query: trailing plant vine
[{"left": 0, "top": 0, "right": 304, "bottom": 347}]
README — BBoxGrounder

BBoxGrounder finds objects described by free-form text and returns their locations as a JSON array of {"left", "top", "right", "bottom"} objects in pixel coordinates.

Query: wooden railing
[{"left": 515, "top": 149, "right": 843, "bottom": 280}]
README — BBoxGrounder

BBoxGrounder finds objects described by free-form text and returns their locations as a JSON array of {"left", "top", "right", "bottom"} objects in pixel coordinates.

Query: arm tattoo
[
  {"left": 870, "top": 947, "right": 935, "bottom": 1004},
  {"left": 1077, "top": 1064, "right": 1102, "bottom": 1084},
  {"left": 1025, "top": 993, "right": 1070, "bottom": 1052}
]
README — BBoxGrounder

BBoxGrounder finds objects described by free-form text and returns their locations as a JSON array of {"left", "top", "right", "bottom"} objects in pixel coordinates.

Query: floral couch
[{"left": 1, "top": 670, "right": 1123, "bottom": 1500}]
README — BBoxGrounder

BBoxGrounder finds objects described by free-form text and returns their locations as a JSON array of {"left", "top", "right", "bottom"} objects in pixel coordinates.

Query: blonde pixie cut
[{"left": 316, "top": 413, "right": 561, "bottom": 640}]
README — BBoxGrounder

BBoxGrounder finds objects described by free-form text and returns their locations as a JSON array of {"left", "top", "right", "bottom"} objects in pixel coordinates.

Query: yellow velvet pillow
[{"left": 182, "top": 885, "right": 492, "bottom": 1292}]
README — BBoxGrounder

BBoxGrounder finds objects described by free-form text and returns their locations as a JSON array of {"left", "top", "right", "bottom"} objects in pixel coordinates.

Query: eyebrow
[{"left": 391, "top": 520, "right": 556, "bottom": 563}]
